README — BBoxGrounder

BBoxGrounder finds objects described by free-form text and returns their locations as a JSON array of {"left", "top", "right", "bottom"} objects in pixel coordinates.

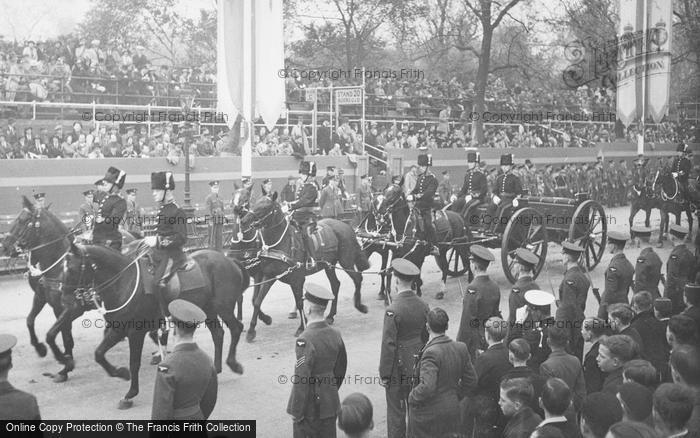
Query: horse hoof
[
  {"left": 287, "top": 312, "right": 297, "bottom": 319},
  {"left": 246, "top": 330, "right": 256, "bottom": 343},
  {"left": 377, "top": 293, "right": 386, "bottom": 301},
  {"left": 115, "top": 367, "right": 131, "bottom": 381},
  {"left": 215, "top": 365, "right": 222, "bottom": 374},
  {"left": 261, "top": 314, "right": 273, "bottom": 325},
  {"left": 52, "top": 373, "right": 68, "bottom": 383},
  {"left": 436, "top": 291, "right": 445, "bottom": 300},
  {"left": 325, "top": 316, "right": 335, "bottom": 325},
  {"left": 227, "top": 360, "right": 244, "bottom": 375},
  {"left": 117, "top": 399, "right": 133, "bottom": 410},
  {"left": 150, "top": 354, "right": 162, "bottom": 365},
  {"left": 294, "top": 327, "right": 304, "bottom": 337},
  {"left": 64, "top": 356, "right": 75, "bottom": 372},
  {"left": 35, "top": 343, "right": 47, "bottom": 358},
  {"left": 356, "top": 304, "right": 368, "bottom": 314}
]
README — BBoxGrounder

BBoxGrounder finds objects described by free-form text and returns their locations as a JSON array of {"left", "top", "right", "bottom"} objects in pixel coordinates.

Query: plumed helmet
[
  {"left": 500, "top": 154, "right": 513, "bottom": 166},
  {"left": 151, "top": 171, "right": 176, "bottom": 191},
  {"left": 102, "top": 166, "right": 126, "bottom": 189},
  {"left": 467, "top": 151, "right": 480, "bottom": 163}
]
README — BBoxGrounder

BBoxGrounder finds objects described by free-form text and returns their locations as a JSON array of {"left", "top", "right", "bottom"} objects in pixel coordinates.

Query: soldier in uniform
[
  {"left": 322, "top": 166, "right": 336, "bottom": 188},
  {"left": 558, "top": 241, "right": 590, "bottom": 360},
  {"left": 618, "top": 159, "right": 629, "bottom": 206},
  {"left": 286, "top": 161, "right": 320, "bottom": 266},
  {"left": 438, "top": 170, "right": 452, "bottom": 205},
  {"left": 261, "top": 178, "right": 275, "bottom": 199},
  {"left": 553, "top": 168, "right": 569, "bottom": 197},
  {"left": 124, "top": 188, "right": 143, "bottom": 236},
  {"left": 450, "top": 151, "right": 487, "bottom": 225},
  {"left": 281, "top": 175, "right": 298, "bottom": 204},
  {"left": 287, "top": 283, "right": 347, "bottom": 438},
  {"left": 598, "top": 231, "right": 634, "bottom": 320},
  {"left": 0, "top": 334, "right": 41, "bottom": 420},
  {"left": 33, "top": 192, "right": 46, "bottom": 209},
  {"left": 379, "top": 258, "right": 429, "bottom": 438},
  {"left": 489, "top": 154, "right": 522, "bottom": 233},
  {"left": 542, "top": 164, "right": 554, "bottom": 196},
  {"left": 456, "top": 245, "right": 501, "bottom": 359},
  {"left": 633, "top": 246, "right": 663, "bottom": 299},
  {"left": 508, "top": 248, "right": 540, "bottom": 326},
  {"left": 672, "top": 143, "right": 692, "bottom": 200},
  {"left": 93, "top": 166, "right": 127, "bottom": 251},
  {"left": 406, "top": 153, "right": 439, "bottom": 256},
  {"left": 205, "top": 181, "right": 224, "bottom": 250},
  {"left": 78, "top": 189, "right": 95, "bottom": 233},
  {"left": 144, "top": 171, "right": 188, "bottom": 290},
  {"left": 665, "top": 224, "right": 697, "bottom": 314},
  {"left": 151, "top": 300, "right": 217, "bottom": 420},
  {"left": 524, "top": 159, "right": 536, "bottom": 195},
  {"left": 232, "top": 176, "right": 254, "bottom": 217},
  {"left": 606, "top": 160, "right": 618, "bottom": 207},
  {"left": 357, "top": 174, "right": 373, "bottom": 216}
]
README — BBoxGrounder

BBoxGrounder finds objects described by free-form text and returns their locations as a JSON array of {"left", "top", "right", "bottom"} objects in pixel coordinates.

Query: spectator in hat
[
  {"left": 667, "top": 315, "right": 699, "bottom": 351},
  {"left": 317, "top": 120, "right": 331, "bottom": 155},
  {"left": 652, "top": 383, "right": 695, "bottom": 438},
  {"left": 338, "top": 393, "right": 373, "bottom": 438},
  {"left": 598, "top": 335, "right": 637, "bottom": 396},
  {"left": 151, "top": 300, "right": 217, "bottom": 420},
  {"left": 605, "top": 421, "right": 658, "bottom": 438},
  {"left": 0, "top": 334, "right": 41, "bottom": 420},
  {"left": 599, "top": 231, "right": 634, "bottom": 320},
  {"left": 631, "top": 291, "right": 669, "bottom": 377},
  {"left": 580, "top": 392, "right": 623, "bottom": 438},
  {"left": 681, "top": 284, "right": 700, "bottom": 335},
  {"left": 499, "top": 377, "right": 542, "bottom": 438},
  {"left": 608, "top": 303, "right": 644, "bottom": 353},
  {"left": 617, "top": 382, "right": 653, "bottom": 423},
  {"left": 540, "top": 324, "right": 587, "bottom": 413},
  {"left": 532, "top": 377, "right": 579, "bottom": 437},
  {"left": 669, "top": 345, "right": 700, "bottom": 437},
  {"left": 623, "top": 359, "right": 659, "bottom": 390},
  {"left": 582, "top": 317, "right": 611, "bottom": 394},
  {"left": 665, "top": 225, "right": 695, "bottom": 315},
  {"left": 633, "top": 247, "right": 663, "bottom": 299},
  {"left": 408, "top": 307, "right": 476, "bottom": 438}
]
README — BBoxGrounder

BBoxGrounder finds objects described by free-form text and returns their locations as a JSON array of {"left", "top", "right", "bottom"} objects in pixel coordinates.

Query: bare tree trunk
[{"left": 472, "top": 22, "right": 493, "bottom": 145}]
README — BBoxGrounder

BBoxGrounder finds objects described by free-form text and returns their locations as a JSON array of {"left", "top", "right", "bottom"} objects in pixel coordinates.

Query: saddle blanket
[{"left": 308, "top": 223, "right": 338, "bottom": 259}]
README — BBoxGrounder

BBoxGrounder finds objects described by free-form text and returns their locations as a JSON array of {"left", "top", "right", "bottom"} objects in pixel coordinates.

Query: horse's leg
[
  {"left": 436, "top": 248, "right": 448, "bottom": 300},
  {"left": 219, "top": 309, "right": 244, "bottom": 374},
  {"left": 118, "top": 329, "right": 147, "bottom": 410},
  {"left": 350, "top": 268, "right": 367, "bottom": 314},
  {"left": 384, "top": 271, "right": 393, "bottom": 306},
  {"left": 94, "top": 327, "right": 130, "bottom": 380},
  {"left": 52, "top": 305, "right": 75, "bottom": 365},
  {"left": 324, "top": 267, "right": 341, "bottom": 324},
  {"left": 644, "top": 206, "right": 651, "bottom": 228},
  {"left": 246, "top": 278, "right": 274, "bottom": 342},
  {"left": 45, "top": 306, "right": 82, "bottom": 382},
  {"left": 657, "top": 209, "right": 668, "bottom": 247},
  {"left": 291, "top": 278, "right": 306, "bottom": 337},
  {"left": 628, "top": 202, "right": 638, "bottom": 228},
  {"left": 377, "top": 250, "right": 387, "bottom": 301},
  {"left": 257, "top": 277, "right": 273, "bottom": 325},
  {"left": 204, "top": 307, "right": 224, "bottom": 373},
  {"left": 27, "top": 292, "right": 48, "bottom": 357}
]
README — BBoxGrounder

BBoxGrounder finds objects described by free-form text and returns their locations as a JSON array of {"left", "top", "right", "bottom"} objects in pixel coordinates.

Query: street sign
[{"left": 335, "top": 88, "right": 363, "bottom": 105}]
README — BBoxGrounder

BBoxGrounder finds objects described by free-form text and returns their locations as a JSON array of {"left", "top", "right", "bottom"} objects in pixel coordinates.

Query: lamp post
[{"left": 178, "top": 88, "right": 197, "bottom": 236}]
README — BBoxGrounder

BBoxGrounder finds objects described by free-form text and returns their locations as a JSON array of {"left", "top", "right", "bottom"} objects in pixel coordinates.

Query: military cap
[
  {"left": 677, "top": 143, "right": 689, "bottom": 153},
  {"left": 0, "top": 334, "right": 17, "bottom": 358},
  {"left": 168, "top": 299, "right": 206, "bottom": 325},
  {"left": 525, "top": 159, "right": 532, "bottom": 165},
  {"left": 304, "top": 283, "right": 334, "bottom": 305},
  {"left": 82, "top": 189, "right": 94, "bottom": 196},
  {"left": 631, "top": 225, "right": 652, "bottom": 239},
  {"left": 288, "top": 175, "right": 297, "bottom": 180},
  {"left": 338, "top": 168, "right": 344, "bottom": 174},
  {"left": 102, "top": 166, "right": 126, "bottom": 189},
  {"left": 608, "top": 230, "right": 630, "bottom": 244},
  {"left": 151, "top": 171, "right": 175, "bottom": 190},
  {"left": 125, "top": 188, "right": 137, "bottom": 195},
  {"left": 262, "top": 178, "right": 271, "bottom": 184},
  {"left": 469, "top": 244, "right": 494, "bottom": 263},
  {"left": 417, "top": 154, "right": 432, "bottom": 166},
  {"left": 514, "top": 248, "right": 539, "bottom": 269},
  {"left": 500, "top": 154, "right": 514, "bottom": 166},
  {"left": 241, "top": 176, "right": 252, "bottom": 184},
  {"left": 685, "top": 283, "right": 700, "bottom": 297},
  {"left": 299, "top": 161, "right": 317, "bottom": 176},
  {"left": 360, "top": 174, "right": 367, "bottom": 179},
  {"left": 442, "top": 170, "right": 449, "bottom": 175},
  {"left": 467, "top": 151, "right": 480, "bottom": 163},
  {"left": 391, "top": 258, "right": 420, "bottom": 277},
  {"left": 524, "top": 290, "right": 555, "bottom": 307},
  {"left": 562, "top": 240, "right": 584, "bottom": 254},
  {"left": 327, "top": 166, "right": 335, "bottom": 171},
  {"left": 669, "top": 224, "right": 689, "bottom": 239},
  {"left": 33, "top": 192, "right": 45, "bottom": 200},
  {"left": 208, "top": 180, "right": 220, "bottom": 187},
  {"left": 479, "top": 161, "right": 487, "bottom": 168},
  {"left": 653, "top": 298, "right": 673, "bottom": 314}
]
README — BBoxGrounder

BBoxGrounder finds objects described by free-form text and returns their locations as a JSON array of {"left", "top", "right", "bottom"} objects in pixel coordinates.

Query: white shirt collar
[
  {"left": 667, "top": 430, "right": 688, "bottom": 438},
  {"left": 537, "top": 416, "right": 567, "bottom": 428}
]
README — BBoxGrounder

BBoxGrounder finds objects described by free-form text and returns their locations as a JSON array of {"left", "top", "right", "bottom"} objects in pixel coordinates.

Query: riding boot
[{"left": 302, "top": 230, "right": 316, "bottom": 269}]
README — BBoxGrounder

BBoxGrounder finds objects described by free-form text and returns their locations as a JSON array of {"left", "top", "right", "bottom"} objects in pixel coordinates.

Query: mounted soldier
[
  {"left": 672, "top": 142, "right": 692, "bottom": 199},
  {"left": 406, "top": 153, "right": 439, "bottom": 256},
  {"left": 450, "top": 150, "right": 487, "bottom": 226},
  {"left": 232, "top": 176, "right": 254, "bottom": 218},
  {"left": 285, "top": 161, "right": 320, "bottom": 266},
  {"left": 93, "top": 166, "right": 127, "bottom": 251}
]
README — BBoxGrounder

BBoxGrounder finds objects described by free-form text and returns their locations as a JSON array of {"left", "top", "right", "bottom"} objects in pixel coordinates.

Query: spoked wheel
[
  {"left": 568, "top": 200, "right": 607, "bottom": 271},
  {"left": 501, "top": 208, "right": 548, "bottom": 283},
  {"left": 440, "top": 244, "right": 470, "bottom": 277}
]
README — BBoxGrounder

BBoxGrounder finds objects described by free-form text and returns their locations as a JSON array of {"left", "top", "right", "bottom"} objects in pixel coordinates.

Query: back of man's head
[
  {"left": 508, "top": 338, "right": 531, "bottom": 363},
  {"left": 622, "top": 359, "right": 658, "bottom": 389},
  {"left": 631, "top": 291, "right": 653, "bottom": 312},
  {"left": 541, "top": 377, "right": 572, "bottom": 417},
  {"left": 547, "top": 324, "right": 570, "bottom": 349},
  {"left": 652, "top": 383, "right": 694, "bottom": 435},
  {"left": 427, "top": 308, "right": 449, "bottom": 334},
  {"left": 668, "top": 315, "right": 698, "bottom": 346},
  {"left": 670, "top": 344, "right": 700, "bottom": 387},
  {"left": 580, "top": 392, "right": 623, "bottom": 438},
  {"left": 609, "top": 303, "right": 635, "bottom": 326},
  {"left": 485, "top": 317, "right": 507, "bottom": 343}
]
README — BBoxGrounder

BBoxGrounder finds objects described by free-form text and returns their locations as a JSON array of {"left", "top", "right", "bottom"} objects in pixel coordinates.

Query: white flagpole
[
  {"left": 241, "top": 0, "right": 254, "bottom": 178},
  {"left": 639, "top": 0, "right": 648, "bottom": 154}
]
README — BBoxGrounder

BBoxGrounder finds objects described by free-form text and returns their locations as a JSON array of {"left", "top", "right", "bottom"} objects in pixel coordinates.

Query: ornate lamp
[{"left": 177, "top": 87, "right": 197, "bottom": 234}]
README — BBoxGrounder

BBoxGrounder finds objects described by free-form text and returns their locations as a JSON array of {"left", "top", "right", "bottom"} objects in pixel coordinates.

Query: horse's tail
[{"left": 329, "top": 219, "right": 370, "bottom": 272}]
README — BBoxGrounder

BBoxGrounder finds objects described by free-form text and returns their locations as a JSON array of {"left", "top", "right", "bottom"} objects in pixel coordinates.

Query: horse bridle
[{"left": 244, "top": 203, "right": 287, "bottom": 233}]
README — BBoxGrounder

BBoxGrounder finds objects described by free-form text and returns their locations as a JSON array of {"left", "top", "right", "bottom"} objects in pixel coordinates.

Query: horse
[
  {"left": 239, "top": 194, "right": 370, "bottom": 341},
  {"left": 60, "top": 241, "right": 248, "bottom": 409},
  {"left": 376, "top": 183, "right": 469, "bottom": 302},
  {"left": 654, "top": 169, "right": 694, "bottom": 242},
  {"left": 355, "top": 193, "right": 394, "bottom": 301},
  {"left": 628, "top": 184, "right": 662, "bottom": 230}
]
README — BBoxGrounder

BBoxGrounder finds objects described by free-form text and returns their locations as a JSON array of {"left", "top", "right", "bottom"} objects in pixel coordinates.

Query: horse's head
[
  {"left": 62, "top": 242, "right": 128, "bottom": 306},
  {"left": 62, "top": 241, "right": 97, "bottom": 301},
  {"left": 377, "top": 183, "right": 405, "bottom": 215},
  {"left": 240, "top": 193, "right": 281, "bottom": 232},
  {"left": 1, "top": 195, "right": 67, "bottom": 257}
]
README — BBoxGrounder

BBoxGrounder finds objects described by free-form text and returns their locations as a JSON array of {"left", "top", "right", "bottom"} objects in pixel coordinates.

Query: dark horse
[
  {"left": 355, "top": 193, "right": 394, "bottom": 301},
  {"left": 654, "top": 169, "right": 694, "bottom": 243},
  {"left": 240, "top": 194, "right": 370, "bottom": 341},
  {"left": 376, "top": 183, "right": 469, "bottom": 301},
  {"left": 59, "top": 241, "right": 249, "bottom": 408},
  {"left": 628, "top": 183, "right": 662, "bottom": 231}
]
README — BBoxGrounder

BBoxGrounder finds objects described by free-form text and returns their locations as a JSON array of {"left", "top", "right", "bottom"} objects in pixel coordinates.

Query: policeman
[
  {"left": 286, "top": 161, "right": 320, "bottom": 266},
  {"left": 151, "top": 300, "right": 217, "bottom": 420},
  {"left": 456, "top": 245, "right": 501, "bottom": 359},
  {"left": 281, "top": 175, "right": 298, "bottom": 203},
  {"left": 407, "top": 153, "right": 439, "bottom": 256},
  {"left": 379, "top": 258, "right": 429, "bottom": 438},
  {"left": 205, "top": 180, "right": 224, "bottom": 250},
  {"left": 598, "top": 231, "right": 634, "bottom": 320},
  {"left": 124, "top": 188, "right": 142, "bottom": 235},
  {"left": 451, "top": 151, "right": 487, "bottom": 224},
  {"left": 633, "top": 246, "right": 663, "bottom": 299},
  {"left": 33, "top": 192, "right": 46, "bottom": 209},
  {"left": 78, "top": 189, "right": 95, "bottom": 233},
  {"left": 508, "top": 248, "right": 540, "bottom": 325},
  {"left": 672, "top": 143, "right": 692, "bottom": 199},
  {"left": 93, "top": 166, "right": 127, "bottom": 251},
  {"left": 490, "top": 153, "right": 522, "bottom": 232},
  {"left": 665, "top": 224, "right": 696, "bottom": 314},
  {"left": 144, "top": 171, "right": 188, "bottom": 290},
  {"left": 0, "top": 334, "right": 41, "bottom": 420},
  {"left": 287, "top": 283, "right": 347, "bottom": 438}
]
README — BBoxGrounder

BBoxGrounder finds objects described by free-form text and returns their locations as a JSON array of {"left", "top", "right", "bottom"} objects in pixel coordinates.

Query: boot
[{"left": 302, "top": 232, "right": 316, "bottom": 269}]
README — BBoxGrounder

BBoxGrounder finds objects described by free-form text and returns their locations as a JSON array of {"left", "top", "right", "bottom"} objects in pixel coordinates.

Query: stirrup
[{"left": 305, "top": 257, "right": 316, "bottom": 269}]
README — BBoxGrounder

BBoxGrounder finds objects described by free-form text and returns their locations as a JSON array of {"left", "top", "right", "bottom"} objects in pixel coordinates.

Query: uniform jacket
[
  {"left": 280, "top": 183, "right": 297, "bottom": 203},
  {"left": 156, "top": 202, "right": 187, "bottom": 251},
  {"left": 458, "top": 169, "right": 488, "bottom": 200},
  {"left": 559, "top": 264, "right": 590, "bottom": 315},
  {"left": 411, "top": 171, "right": 438, "bottom": 210},
  {"left": 634, "top": 247, "right": 662, "bottom": 298},
  {"left": 407, "top": 335, "right": 477, "bottom": 438},
  {"left": 539, "top": 349, "right": 586, "bottom": 411},
  {"left": 630, "top": 310, "right": 669, "bottom": 374},
  {"left": 93, "top": 192, "right": 127, "bottom": 242},
  {"left": 672, "top": 156, "right": 692, "bottom": 185},
  {"left": 205, "top": 193, "right": 224, "bottom": 216},
  {"left": 319, "top": 185, "right": 342, "bottom": 218},
  {"left": 287, "top": 321, "right": 347, "bottom": 421},
  {"left": 602, "top": 253, "right": 634, "bottom": 305},
  {"left": 583, "top": 341, "right": 605, "bottom": 394},
  {"left": 78, "top": 201, "right": 95, "bottom": 231},
  {"left": 151, "top": 342, "right": 217, "bottom": 420},
  {"left": 508, "top": 275, "right": 539, "bottom": 325},
  {"left": 457, "top": 274, "right": 501, "bottom": 355},
  {"left": 667, "top": 244, "right": 696, "bottom": 313},
  {"left": 495, "top": 172, "right": 523, "bottom": 197},
  {"left": 125, "top": 199, "right": 142, "bottom": 232},
  {"left": 438, "top": 180, "right": 452, "bottom": 203},
  {"left": 0, "top": 381, "right": 41, "bottom": 420},
  {"left": 503, "top": 407, "right": 542, "bottom": 438},
  {"left": 379, "top": 290, "right": 429, "bottom": 387},
  {"left": 290, "top": 180, "right": 319, "bottom": 213}
]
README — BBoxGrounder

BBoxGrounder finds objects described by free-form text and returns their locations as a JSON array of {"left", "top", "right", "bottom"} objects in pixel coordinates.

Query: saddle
[
  {"left": 292, "top": 220, "right": 338, "bottom": 262},
  {"left": 141, "top": 253, "right": 206, "bottom": 302}
]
